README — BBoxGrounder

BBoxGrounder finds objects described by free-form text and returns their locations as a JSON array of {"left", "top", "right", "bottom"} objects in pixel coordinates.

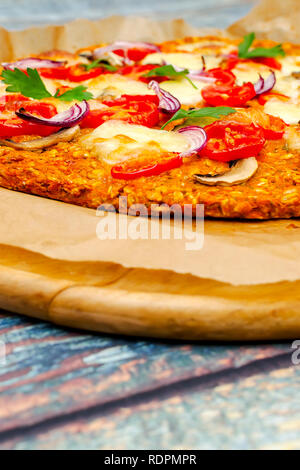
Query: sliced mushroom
[
  {"left": 0, "top": 126, "right": 80, "bottom": 150},
  {"left": 194, "top": 157, "right": 258, "bottom": 186}
]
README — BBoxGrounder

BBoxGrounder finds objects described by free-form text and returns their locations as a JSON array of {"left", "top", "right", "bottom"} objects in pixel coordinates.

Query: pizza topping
[
  {"left": 202, "top": 82, "right": 256, "bottom": 107},
  {"left": 1, "top": 57, "right": 66, "bottom": 71},
  {"left": 238, "top": 33, "right": 285, "bottom": 60},
  {"left": 148, "top": 80, "right": 180, "bottom": 113},
  {"left": 0, "top": 97, "right": 59, "bottom": 137},
  {"left": 86, "top": 73, "right": 155, "bottom": 100},
  {"left": 177, "top": 126, "right": 207, "bottom": 156},
  {"left": 222, "top": 108, "right": 286, "bottom": 140},
  {"left": 161, "top": 106, "right": 235, "bottom": 129},
  {"left": 253, "top": 71, "right": 276, "bottom": 95},
  {"left": 111, "top": 154, "right": 183, "bottom": 180},
  {"left": 81, "top": 120, "right": 192, "bottom": 164},
  {"left": 263, "top": 99, "right": 300, "bottom": 125},
  {"left": 91, "top": 41, "right": 160, "bottom": 63},
  {"left": 194, "top": 157, "right": 258, "bottom": 186},
  {"left": 16, "top": 100, "right": 89, "bottom": 128},
  {"left": 200, "top": 121, "right": 265, "bottom": 162},
  {"left": 81, "top": 95, "right": 159, "bottom": 128},
  {"left": 1, "top": 68, "right": 93, "bottom": 102},
  {"left": 0, "top": 125, "right": 80, "bottom": 149},
  {"left": 143, "top": 65, "right": 197, "bottom": 89}
]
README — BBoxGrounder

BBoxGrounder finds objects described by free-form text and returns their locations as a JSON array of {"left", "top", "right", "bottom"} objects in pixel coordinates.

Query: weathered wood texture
[
  {"left": 0, "top": 0, "right": 299, "bottom": 451},
  {"left": 0, "top": 311, "right": 299, "bottom": 449}
]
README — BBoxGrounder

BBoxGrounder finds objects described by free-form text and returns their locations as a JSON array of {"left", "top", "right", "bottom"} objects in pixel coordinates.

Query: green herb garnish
[
  {"left": 1, "top": 68, "right": 52, "bottom": 99},
  {"left": 1, "top": 68, "right": 93, "bottom": 102},
  {"left": 54, "top": 85, "right": 93, "bottom": 102},
  {"left": 143, "top": 65, "right": 197, "bottom": 89},
  {"left": 238, "top": 32, "right": 285, "bottom": 59},
  {"left": 82, "top": 59, "right": 118, "bottom": 72},
  {"left": 161, "top": 106, "right": 236, "bottom": 129}
]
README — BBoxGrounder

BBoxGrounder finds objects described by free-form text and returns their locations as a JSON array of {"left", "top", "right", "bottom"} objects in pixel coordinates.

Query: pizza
[{"left": 0, "top": 33, "right": 299, "bottom": 219}]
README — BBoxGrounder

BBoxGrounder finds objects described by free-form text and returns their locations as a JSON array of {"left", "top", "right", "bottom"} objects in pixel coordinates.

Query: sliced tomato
[
  {"left": 253, "top": 57, "right": 282, "bottom": 70},
  {"left": 0, "top": 94, "right": 29, "bottom": 112},
  {"left": 222, "top": 108, "right": 287, "bottom": 140},
  {"left": 258, "top": 91, "right": 289, "bottom": 105},
  {"left": 66, "top": 64, "right": 108, "bottom": 82},
  {"left": 81, "top": 94, "right": 159, "bottom": 129},
  {"left": 119, "top": 64, "right": 163, "bottom": 82},
  {"left": 201, "top": 67, "right": 236, "bottom": 87},
  {"left": 0, "top": 97, "right": 58, "bottom": 137},
  {"left": 200, "top": 121, "right": 265, "bottom": 162},
  {"left": 202, "top": 82, "right": 256, "bottom": 107},
  {"left": 111, "top": 154, "right": 182, "bottom": 180},
  {"left": 225, "top": 55, "right": 282, "bottom": 71},
  {"left": 260, "top": 114, "right": 286, "bottom": 139},
  {"left": 40, "top": 67, "right": 70, "bottom": 80},
  {"left": 114, "top": 47, "right": 159, "bottom": 62}
]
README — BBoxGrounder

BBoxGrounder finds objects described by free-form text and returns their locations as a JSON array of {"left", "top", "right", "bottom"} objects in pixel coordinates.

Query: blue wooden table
[{"left": 0, "top": 0, "right": 300, "bottom": 450}]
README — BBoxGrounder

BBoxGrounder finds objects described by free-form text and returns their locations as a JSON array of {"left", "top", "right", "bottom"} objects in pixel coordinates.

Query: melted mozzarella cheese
[
  {"left": 86, "top": 74, "right": 154, "bottom": 99},
  {"left": 176, "top": 40, "right": 235, "bottom": 55},
  {"left": 280, "top": 56, "right": 300, "bottom": 75},
  {"left": 81, "top": 120, "right": 190, "bottom": 164},
  {"left": 273, "top": 75, "right": 300, "bottom": 101},
  {"left": 264, "top": 100, "right": 300, "bottom": 125},
  {"left": 141, "top": 52, "right": 204, "bottom": 71},
  {"left": 160, "top": 79, "right": 207, "bottom": 105},
  {"left": 232, "top": 64, "right": 272, "bottom": 86}
]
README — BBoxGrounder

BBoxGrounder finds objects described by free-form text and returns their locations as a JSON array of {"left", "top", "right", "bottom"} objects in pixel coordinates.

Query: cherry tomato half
[
  {"left": 0, "top": 95, "right": 58, "bottom": 137},
  {"left": 81, "top": 94, "right": 159, "bottom": 129},
  {"left": 200, "top": 121, "right": 265, "bottom": 162},
  {"left": 114, "top": 46, "right": 159, "bottom": 62},
  {"left": 202, "top": 82, "right": 256, "bottom": 107}
]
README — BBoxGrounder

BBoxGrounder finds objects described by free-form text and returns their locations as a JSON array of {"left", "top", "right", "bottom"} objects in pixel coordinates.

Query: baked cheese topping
[
  {"left": 86, "top": 74, "right": 155, "bottom": 99},
  {"left": 81, "top": 120, "right": 190, "bottom": 164},
  {"left": 264, "top": 100, "right": 300, "bottom": 125}
]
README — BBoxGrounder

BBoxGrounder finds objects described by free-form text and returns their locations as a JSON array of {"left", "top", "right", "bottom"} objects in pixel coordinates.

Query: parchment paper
[
  {"left": 229, "top": 0, "right": 300, "bottom": 43},
  {"left": 0, "top": 4, "right": 299, "bottom": 286}
]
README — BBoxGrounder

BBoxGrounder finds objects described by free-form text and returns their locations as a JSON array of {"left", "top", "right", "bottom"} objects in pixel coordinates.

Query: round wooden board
[{"left": 0, "top": 243, "right": 299, "bottom": 341}]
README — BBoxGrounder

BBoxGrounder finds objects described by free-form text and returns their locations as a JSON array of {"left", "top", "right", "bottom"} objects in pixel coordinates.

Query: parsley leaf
[
  {"left": 161, "top": 106, "right": 236, "bottom": 129},
  {"left": 82, "top": 60, "right": 118, "bottom": 72},
  {"left": 143, "top": 65, "right": 198, "bottom": 89},
  {"left": 1, "top": 68, "right": 93, "bottom": 102},
  {"left": 1, "top": 68, "right": 52, "bottom": 99},
  {"left": 238, "top": 32, "right": 285, "bottom": 59},
  {"left": 54, "top": 85, "right": 93, "bottom": 102}
]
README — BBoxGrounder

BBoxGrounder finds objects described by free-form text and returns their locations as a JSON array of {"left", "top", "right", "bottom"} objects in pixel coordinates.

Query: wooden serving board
[{"left": 0, "top": 244, "right": 299, "bottom": 341}]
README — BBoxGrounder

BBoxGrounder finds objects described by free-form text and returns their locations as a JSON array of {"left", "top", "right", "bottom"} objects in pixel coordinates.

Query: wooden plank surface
[
  {"left": 0, "top": 310, "right": 298, "bottom": 449},
  {"left": 0, "top": 0, "right": 299, "bottom": 451}
]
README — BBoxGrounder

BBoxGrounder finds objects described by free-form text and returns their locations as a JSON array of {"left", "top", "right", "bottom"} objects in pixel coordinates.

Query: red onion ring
[
  {"left": 16, "top": 101, "right": 90, "bottom": 128},
  {"left": 177, "top": 126, "right": 207, "bottom": 156},
  {"left": 148, "top": 80, "right": 180, "bottom": 114},
  {"left": 2, "top": 58, "right": 66, "bottom": 70},
  {"left": 254, "top": 71, "right": 276, "bottom": 95},
  {"left": 92, "top": 41, "right": 160, "bottom": 61}
]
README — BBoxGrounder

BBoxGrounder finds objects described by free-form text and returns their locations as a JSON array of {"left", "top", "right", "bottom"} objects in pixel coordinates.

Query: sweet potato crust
[{"left": 0, "top": 131, "right": 299, "bottom": 219}]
